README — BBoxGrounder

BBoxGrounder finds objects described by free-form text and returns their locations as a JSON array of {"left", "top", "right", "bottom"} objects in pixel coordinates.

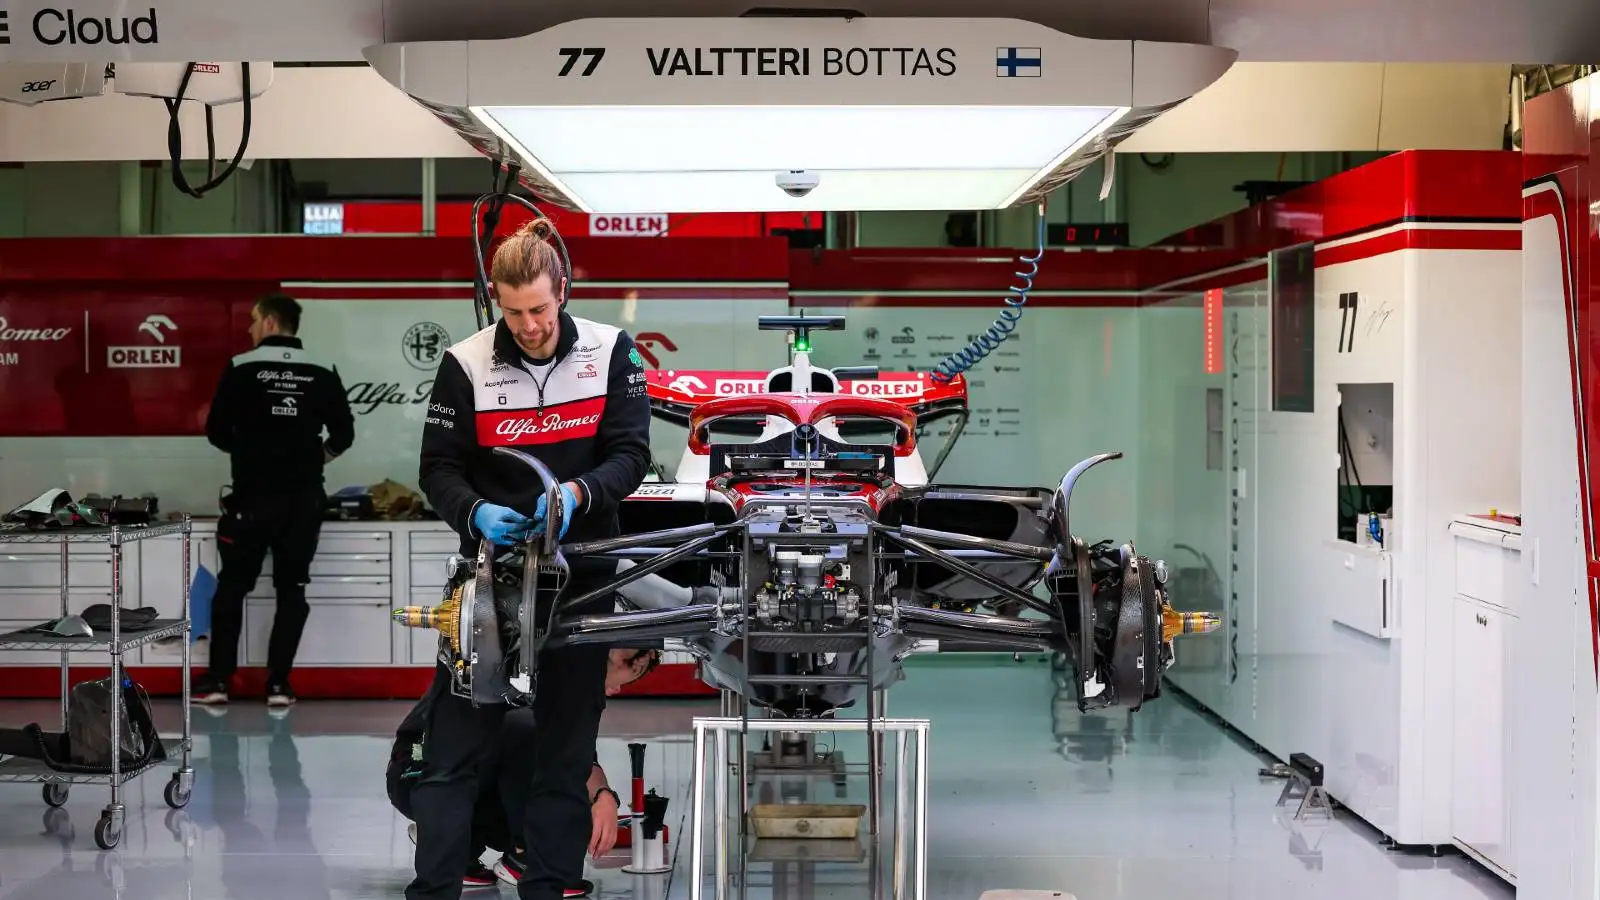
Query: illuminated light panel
[{"left": 469, "top": 104, "right": 1126, "bottom": 213}]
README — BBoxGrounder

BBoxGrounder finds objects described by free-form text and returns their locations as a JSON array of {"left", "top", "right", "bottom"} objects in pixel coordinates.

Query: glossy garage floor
[{"left": 0, "top": 657, "right": 1512, "bottom": 900}]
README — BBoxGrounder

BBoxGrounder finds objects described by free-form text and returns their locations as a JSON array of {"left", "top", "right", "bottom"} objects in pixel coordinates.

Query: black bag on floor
[
  {"left": 68, "top": 676, "right": 158, "bottom": 767},
  {"left": 0, "top": 676, "right": 166, "bottom": 775}
]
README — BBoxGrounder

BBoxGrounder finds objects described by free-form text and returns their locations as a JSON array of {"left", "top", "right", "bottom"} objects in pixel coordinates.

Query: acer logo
[{"left": 21, "top": 80, "right": 56, "bottom": 93}]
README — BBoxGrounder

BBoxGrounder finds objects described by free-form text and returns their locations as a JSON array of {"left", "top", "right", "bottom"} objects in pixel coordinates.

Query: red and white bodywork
[{"left": 628, "top": 349, "right": 971, "bottom": 505}]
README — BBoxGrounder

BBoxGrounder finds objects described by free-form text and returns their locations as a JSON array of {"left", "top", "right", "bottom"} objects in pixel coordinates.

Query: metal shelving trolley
[{"left": 0, "top": 514, "right": 196, "bottom": 850}]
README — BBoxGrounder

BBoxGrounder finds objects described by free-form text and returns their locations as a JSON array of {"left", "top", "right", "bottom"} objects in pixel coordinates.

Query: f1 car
[{"left": 397, "top": 313, "right": 1219, "bottom": 720}]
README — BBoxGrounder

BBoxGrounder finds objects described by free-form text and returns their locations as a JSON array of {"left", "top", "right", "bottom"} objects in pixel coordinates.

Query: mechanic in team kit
[
  {"left": 408, "top": 217, "right": 654, "bottom": 900},
  {"left": 388, "top": 647, "right": 661, "bottom": 892},
  {"left": 197, "top": 292, "right": 356, "bottom": 708}
]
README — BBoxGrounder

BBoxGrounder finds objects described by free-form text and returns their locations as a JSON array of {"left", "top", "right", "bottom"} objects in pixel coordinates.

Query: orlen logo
[
  {"left": 495, "top": 411, "right": 602, "bottom": 443},
  {"left": 844, "top": 379, "right": 924, "bottom": 399},
  {"left": 667, "top": 374, "right": 708, "bottom": 394},
  {"left": 21, "top": 80, "right": 56, "bottom": 94},
  {"left": 33, "top": 7, "right": 159, "bottom": 46},
  {"left": 634, "top": 332, "right": 676, "bottom": 368},
  {"left": 714, "top": 378, "right": 766, "bottom": 395}
]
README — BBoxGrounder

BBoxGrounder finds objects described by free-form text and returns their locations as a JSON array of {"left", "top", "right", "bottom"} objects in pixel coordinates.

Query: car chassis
[{"left": 406, "top": 315, "right": 1218, "bottom": 721}]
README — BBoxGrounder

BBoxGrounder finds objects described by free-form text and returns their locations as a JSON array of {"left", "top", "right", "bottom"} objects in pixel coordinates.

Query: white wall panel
[
  {"left": 1162, "top": 239, "right": 1523, "bottom": 848},
  {"left": 0, "top": 67, "right": 475, "bottom": 163},
  {"left": 1122, "top": 63, "right": 1511, "bottom": 154}
]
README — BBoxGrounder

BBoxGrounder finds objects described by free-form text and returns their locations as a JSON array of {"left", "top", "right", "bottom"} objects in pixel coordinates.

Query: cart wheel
[
  {"left": 42, "top": 782, "right": 68, "bottom": 808},
  {"left": 43, "top": 806, "right": 73, "bottom": 840},
  {"left": 94, "top": 814, "right": 121, "bottom": 850},
  {"left": 163, "top": 775, "right": 191, "bottom": 810}
]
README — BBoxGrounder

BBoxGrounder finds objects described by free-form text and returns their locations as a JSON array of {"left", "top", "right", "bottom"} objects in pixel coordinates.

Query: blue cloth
[{"left": 189, "top": 565, "right": 216, "bottom": 643}]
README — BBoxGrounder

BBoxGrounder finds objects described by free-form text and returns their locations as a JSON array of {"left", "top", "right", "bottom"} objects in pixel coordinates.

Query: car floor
[{"left": 0, "top": 657, "right": 1512, "bottom": 900}]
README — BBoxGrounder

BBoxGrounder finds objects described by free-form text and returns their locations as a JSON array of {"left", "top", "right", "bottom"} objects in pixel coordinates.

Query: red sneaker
[
  {"left": 490, "top": 854, "right": 593, "bottom": 897},
  {"left": 463, "top": 861, "right": 498, "bottom": 888}
]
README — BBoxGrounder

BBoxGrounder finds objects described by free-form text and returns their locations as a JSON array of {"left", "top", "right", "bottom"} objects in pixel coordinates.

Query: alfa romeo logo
[{"left": 403, "top": 322, "right": 451, "bottom": 370}]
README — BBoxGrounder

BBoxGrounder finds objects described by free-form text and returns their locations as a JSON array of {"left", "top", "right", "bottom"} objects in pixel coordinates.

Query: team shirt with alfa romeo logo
[{"left": 418, "top": 312, "right": 653, "bottom": 556}]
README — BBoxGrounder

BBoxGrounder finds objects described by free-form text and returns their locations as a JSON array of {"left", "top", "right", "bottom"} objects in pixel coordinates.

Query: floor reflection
[{"left": 0, "top": 657, "right": 1515, "bottom": 900}]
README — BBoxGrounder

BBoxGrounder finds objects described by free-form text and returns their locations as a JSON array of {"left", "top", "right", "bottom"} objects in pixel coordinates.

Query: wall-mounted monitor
[{"left": 1270, "top": 241, "right": 1317, "bottom": 413}]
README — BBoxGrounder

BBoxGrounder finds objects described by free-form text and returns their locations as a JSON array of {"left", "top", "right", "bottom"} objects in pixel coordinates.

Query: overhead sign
[{"left": 363, "top": 17, "right": 1222, "bottom": 109}]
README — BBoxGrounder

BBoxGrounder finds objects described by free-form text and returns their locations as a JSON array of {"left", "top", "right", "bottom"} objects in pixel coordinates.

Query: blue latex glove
[
  {"left": 474, "top": 502, "right": 533, "bottom": 545},
  {"left": 531, "top": 483, "right": 578, "bottom": 540}
]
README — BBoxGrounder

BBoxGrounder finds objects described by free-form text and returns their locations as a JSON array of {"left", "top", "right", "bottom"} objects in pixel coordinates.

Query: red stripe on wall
[
  {"left": 0, "top": 237, "right": 795, "bottom": 285},
  {"left": 787, "top": 294, "right": 1143, "bottom": 308},
  {"left": 0, "top": 664, "right": 716, "bottom": 701},
  {"left": 287, "top": 286, "right": 791, "bottom": 302},
  {"left": 1153, "top": 223, "right": 1522, "bottom": 297}
]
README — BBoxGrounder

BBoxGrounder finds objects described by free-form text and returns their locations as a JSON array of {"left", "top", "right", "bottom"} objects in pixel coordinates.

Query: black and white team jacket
[
  {"left": 419, "top": 311, "right": 653, "bottom": 554},
  {"left": 205, "top": 335, "right": 357, "bottom": 500}
]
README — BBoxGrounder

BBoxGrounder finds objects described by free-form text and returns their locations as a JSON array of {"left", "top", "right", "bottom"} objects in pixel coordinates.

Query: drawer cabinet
[
  {"left": 1448, "top": 519, "right": 1521, "bottom": 614},
  {"left": 1450, "top": 594, "right": 1516, "bottom": 879},
  {"left": 245, "top": 599, "right": 394, "bottom": 665}
]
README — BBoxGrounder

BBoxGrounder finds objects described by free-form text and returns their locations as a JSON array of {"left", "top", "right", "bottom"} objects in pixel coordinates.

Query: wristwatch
[{"left": 592, "top": 786, "right": 621, "bottom": 807}]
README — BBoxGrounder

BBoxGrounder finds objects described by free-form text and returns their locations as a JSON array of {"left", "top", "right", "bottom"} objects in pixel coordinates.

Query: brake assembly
[{"left": 391, "top": 447, "right": 573, "bottom": 707}]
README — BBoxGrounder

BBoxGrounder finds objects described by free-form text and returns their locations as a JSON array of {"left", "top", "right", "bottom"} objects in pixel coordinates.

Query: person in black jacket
[
  {"left": 387, "top": 648, "right": 659, "bottom": 893},
  {"left": 196, "top": 292, "right": 355, "bottom": 708},
  {"left": 409, "top": 217, "right": 652, "bottom": 900}
]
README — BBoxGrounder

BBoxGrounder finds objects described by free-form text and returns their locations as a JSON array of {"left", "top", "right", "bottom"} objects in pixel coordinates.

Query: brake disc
[{"left": 1101, "top": 545, "right": 1163, "bottom": 712}]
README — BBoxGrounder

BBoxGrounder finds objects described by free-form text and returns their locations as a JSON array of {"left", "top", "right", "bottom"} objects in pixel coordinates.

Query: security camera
[{"left": 776, "top": 170, "right": 820, "bottom": 198}]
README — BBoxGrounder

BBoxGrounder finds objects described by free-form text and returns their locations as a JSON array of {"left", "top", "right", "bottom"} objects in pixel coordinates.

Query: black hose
[{"left": 468, "top": 165, "right": 574, "bottom": 330}]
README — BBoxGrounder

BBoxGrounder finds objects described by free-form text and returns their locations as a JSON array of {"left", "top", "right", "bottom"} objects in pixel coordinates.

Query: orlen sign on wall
[
  {"left": 589, "top": 215, "right": 669, "bottom": 237},
  {"left": 107, "top": 314, "right": 181, "bottom": 368}
]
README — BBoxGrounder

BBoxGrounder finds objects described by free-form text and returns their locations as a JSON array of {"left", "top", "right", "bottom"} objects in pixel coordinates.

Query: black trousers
[
  {"left": 388, "top": 676, "right": 513, "bottom": 860},
  {"left": 207, "top": 488, "right": 326, "bottom": 685},
  {"left": 406, "top": 593, "right": 610, "bottom": 900}
]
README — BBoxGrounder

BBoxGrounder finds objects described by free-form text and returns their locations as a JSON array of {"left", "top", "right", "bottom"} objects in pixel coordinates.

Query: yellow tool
[
  {"left": 1162, "top": 606, "right": 1221, "bottom": 642},
  {"left": 393, "top": 583, "right": 465, "bottom": 650}
]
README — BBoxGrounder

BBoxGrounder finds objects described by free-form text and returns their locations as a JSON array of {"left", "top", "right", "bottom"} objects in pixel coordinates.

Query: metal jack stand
[
  {"left": 1275, "top": 752, "right": 1333, "bottom": 821},
  {"left": 689, "top": 714, "right": 930, "bottom": 900}
]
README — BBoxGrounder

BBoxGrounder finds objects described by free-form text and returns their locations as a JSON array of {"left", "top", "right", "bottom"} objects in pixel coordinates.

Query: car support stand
[{"left": 688, "top": 713, "right": 930, "bottom": 900}]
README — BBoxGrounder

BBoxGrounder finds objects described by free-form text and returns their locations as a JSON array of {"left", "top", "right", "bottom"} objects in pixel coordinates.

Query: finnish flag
[{"left": 996, "top": 47, "right": 1042, "bottom": 77}]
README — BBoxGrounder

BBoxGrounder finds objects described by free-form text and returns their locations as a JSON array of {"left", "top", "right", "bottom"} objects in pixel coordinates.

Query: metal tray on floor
[{"left": 750, "top": 803, "right": 865, "bottom": 840}]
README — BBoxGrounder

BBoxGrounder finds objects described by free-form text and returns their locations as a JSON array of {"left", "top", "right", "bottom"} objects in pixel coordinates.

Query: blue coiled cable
[{"left": 930, "top": 203, "right": 1047, "bottom": 384}]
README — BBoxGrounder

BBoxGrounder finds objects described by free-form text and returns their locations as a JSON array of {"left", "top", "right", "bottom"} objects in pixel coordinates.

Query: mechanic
[
  {"left": 196, "top": 292, "right": 356, "bottom": 708},
  {"left": 389, "top": 648, "right": 660, "bottom": 893},
  {"left": 409, "top": 216, "right": 653, "bottom": 900}
]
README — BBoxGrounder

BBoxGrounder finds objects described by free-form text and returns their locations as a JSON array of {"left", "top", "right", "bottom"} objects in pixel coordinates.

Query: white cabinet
[
  {"left": 0, "top": 520, "right": 462, "bottom": 675},
  {"left": 1448, "top": 517, "right": 1521, "bottom": 883}
]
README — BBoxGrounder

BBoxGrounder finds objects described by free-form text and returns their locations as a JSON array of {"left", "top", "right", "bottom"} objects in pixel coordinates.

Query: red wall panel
[
  {"left": 333, "top": 200, "right": 820, "bottom": 239},
  {"left": 0, "top": 284, "right": 267, "bottom": 437}
]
